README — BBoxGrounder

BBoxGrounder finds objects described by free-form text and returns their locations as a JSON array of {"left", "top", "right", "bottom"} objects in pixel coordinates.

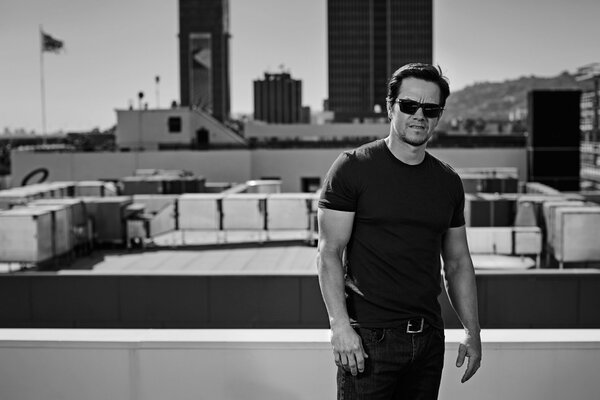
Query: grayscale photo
[{"left": 1, "top": 1, "right": 600, "bottom": 399}]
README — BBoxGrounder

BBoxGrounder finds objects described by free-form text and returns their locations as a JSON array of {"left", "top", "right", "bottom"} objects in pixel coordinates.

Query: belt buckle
[{"left": 406, "top": 318, "right": 424, "bottom": 334}]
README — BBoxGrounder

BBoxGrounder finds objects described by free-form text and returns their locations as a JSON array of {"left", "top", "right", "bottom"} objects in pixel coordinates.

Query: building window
[
  {"left": 261, "top": 176, "right": 281, "bottom": 181},
  {"left": 168, "top": 117, "right": 182, "bottom": 133},
  {"left": 301, "top": 177, "right": 321, "bottom": 193}
]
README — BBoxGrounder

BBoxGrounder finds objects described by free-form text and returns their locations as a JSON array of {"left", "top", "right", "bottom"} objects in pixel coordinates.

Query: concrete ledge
[
  {"left": 2, "top": 328, "right": 600, "bottom": 344},
  {"left": 1, "top": 329, "right": 600, "bottom": 400}
]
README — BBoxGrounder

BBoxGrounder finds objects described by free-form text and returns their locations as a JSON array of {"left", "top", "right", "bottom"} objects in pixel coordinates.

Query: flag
[{"left": 41, "top": 31, "right": 64, "bottom": 53}]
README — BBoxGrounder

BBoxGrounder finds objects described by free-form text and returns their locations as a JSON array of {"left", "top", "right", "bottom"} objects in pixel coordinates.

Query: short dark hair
[{"left": 386, "top": 63, "right": 450, "bottom": 108}]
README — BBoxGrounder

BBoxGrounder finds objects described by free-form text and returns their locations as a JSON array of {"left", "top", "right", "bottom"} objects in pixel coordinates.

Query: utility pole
[{"left": 155, "top": 76, "right": 161, "bottom": 109}]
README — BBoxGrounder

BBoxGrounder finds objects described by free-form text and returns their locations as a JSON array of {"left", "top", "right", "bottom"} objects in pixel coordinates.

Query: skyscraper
[
  {"left": 179, "top": 0, "right": 230, "bottom": 122},
  {"left": 328, "top": 0, "right": 433, "bottom": 122},
  {"left": 254, "top": 72, "right": 302, "bottom": 124}
]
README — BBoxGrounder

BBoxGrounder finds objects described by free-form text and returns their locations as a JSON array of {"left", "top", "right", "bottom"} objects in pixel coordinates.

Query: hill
[{"left": 441, "top": 71, "right": 591, "bottom": 124}]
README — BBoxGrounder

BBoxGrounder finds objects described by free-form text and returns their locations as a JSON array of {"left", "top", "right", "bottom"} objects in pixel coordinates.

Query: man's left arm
[{"left": 441, "top": 225, "right": 482, "bottom": 383}]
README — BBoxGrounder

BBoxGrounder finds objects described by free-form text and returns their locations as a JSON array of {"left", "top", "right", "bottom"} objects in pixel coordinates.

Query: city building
[
  {"left": 576, "top": 64, "right": 600, "bottom": 189},
  {"left": 328, "top": 0, "right": 433, "bottom": 122},
  {"left": 581, "top": 87, "right": 599, "bottom": 137},
  {"left": 580, "top": 86, "right": 598, "bottom": 189},
  {"left": 253, "top": 73, "right": 302, "bottom": 124},
  {"left": 115, "top": 108, "right": 246, "bottom": 151},
  {"left": 244, "top": 120, "right": 386, "bottom": 144},
  {"left": 179, "top": 0, "right": 231, "bottom": 122}
]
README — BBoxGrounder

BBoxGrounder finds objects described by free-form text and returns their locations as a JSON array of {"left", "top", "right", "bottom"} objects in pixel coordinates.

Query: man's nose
[{"left": 413, "top": 107, "right": 426, "bottom": 119}]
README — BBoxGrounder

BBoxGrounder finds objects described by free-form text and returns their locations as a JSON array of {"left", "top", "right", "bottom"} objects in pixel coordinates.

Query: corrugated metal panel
[
  {"left": 26, "top": 204, "right": 72, "bottom": 255},
  {"left": 266, "top": 194, "right": 316, "bottom": 230},
  {"left": 542, "top": 201, "right": 586, "bottom": 247},
  {"left": 0, "top": 208, "right": 54, "bottom": 262},
  {"left": 553, "top": 206, "right": 600, "bottom": 264},
  {"left": 222, "top": 194, "right": 267, "bottom": 230},
  {"left": 82, "top": 197, "right": 132, "bottom": 244},
  {"left": 466, "top": 227, "right": 512, "bottom": 254},
  {"left": 513, "top": 227, "right": 543, "bottom": 256},
  {"left": 132, "top": 195, "right": 178, "bottom": 214},
  {"left": 29, "top": 198, "right": 89, "bottom": 248},
  {"left": 178, "top": 194, "right": 223, "bottom": 230}
]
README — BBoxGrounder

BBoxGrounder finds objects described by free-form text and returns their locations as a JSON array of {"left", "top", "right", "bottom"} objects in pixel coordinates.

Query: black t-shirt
[{"left": 319, "top": 139, "right": 465, "bottom": 329}]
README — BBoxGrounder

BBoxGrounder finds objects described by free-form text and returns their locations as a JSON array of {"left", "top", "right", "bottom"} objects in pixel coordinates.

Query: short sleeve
[
  {"left": 318, "top": 152, "right": 358, "bottom": 212},
  {"left": 449, "top": 174, "right": 465, "bottom": 228}
]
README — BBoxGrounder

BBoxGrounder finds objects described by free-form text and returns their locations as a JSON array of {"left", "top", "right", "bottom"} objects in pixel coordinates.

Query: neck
[{"left": 384, "top": 135, "right": 427, "bottom": 165}]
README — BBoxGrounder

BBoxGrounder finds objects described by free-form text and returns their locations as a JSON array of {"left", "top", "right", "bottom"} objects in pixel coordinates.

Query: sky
[{"left": 1, "top": 0, "right": 600, "bottom": 133}]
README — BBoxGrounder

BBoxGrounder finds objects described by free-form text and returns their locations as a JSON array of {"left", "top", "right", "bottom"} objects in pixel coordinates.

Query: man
[{"left": 317, "top": 63, "right": 481, "bottom": 399}]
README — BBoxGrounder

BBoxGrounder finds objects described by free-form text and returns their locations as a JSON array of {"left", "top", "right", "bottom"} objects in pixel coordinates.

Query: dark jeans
[{"left": 337, "top": 321, "right": 445, "bottom": 400}]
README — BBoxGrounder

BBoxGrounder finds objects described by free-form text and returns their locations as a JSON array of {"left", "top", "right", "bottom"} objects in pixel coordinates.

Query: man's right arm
[{"left": 316, "top": 207, "right": 368, "bottom": 376}]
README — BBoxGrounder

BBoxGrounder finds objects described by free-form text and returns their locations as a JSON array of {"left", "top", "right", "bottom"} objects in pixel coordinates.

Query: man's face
[{"left": 387, "top": 77, "right": 442, "bottom": 147}]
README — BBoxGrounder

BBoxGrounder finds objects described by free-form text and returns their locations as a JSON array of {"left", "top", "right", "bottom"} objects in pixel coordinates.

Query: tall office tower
[
  {"left": 254, "top": 73, "right": 302, "bottom": 124},
  {"left": 328, "top": 0, "right": 433, "bottom": 122},
  {"left": 179, "top": 0, "right": 230, "bottom": 122}
]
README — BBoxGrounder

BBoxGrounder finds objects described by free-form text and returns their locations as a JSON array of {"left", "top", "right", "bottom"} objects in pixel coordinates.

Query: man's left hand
[{"left": 456, "top": 330, "right": 481, "bottom": 383}]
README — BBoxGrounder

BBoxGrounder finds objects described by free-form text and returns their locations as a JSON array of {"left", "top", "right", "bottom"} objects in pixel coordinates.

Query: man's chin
[{"left": 401, "top": 135, "right": 430, "bottom": 147}]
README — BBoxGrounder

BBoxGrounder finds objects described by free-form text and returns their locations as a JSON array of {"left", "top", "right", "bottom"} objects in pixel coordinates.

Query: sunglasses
[{"left": 394, "top": 99, "right": 444, "bottom": 119}]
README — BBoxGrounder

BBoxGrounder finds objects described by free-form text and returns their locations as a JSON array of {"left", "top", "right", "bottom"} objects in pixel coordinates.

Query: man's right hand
[{"left": 330, "top": 323, "right": 368, "bottom": 376}]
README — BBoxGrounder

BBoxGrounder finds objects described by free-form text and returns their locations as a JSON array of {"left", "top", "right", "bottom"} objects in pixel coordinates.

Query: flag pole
[{"left": 39, "top": 25, "right": 47, "bottom": 136}]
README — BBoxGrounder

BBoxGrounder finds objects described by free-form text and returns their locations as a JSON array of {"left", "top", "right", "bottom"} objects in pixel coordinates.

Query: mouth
[{"left": 408, "top": 124, "right": 426, "bottom": 130}]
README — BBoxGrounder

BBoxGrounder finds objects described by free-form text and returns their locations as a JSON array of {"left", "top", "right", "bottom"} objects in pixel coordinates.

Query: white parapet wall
[
  {"left": 11, "top": 147, "right": 527, "bottom": 192},
  {"left": 1, "top": 329, "right": 599, "bottom": 400}
]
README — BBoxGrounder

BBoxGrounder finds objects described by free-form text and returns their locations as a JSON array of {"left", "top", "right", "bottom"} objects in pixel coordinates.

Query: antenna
[{"left": 155, "top": 75, "right": 161, "bottom": 108}]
